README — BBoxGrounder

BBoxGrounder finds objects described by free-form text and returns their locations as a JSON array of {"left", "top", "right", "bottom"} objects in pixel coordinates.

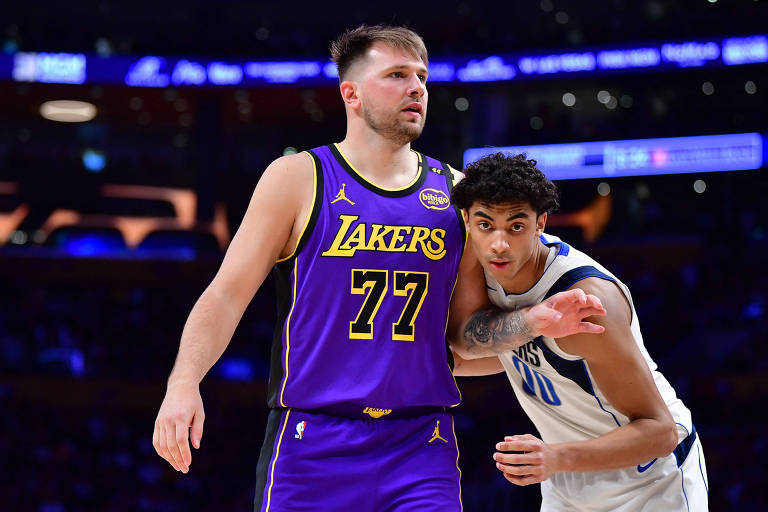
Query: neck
[
  {"left": 337, "top": 123, "right": 418, "bottom": 188},
  {"left": 498, "top": 240, "right": 551, "bottom": 294}
]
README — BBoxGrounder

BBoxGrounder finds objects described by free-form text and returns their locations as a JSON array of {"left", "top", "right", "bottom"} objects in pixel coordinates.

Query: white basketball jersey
[{"left": 489, "top": 234, "right": 693, "bottom": 445}]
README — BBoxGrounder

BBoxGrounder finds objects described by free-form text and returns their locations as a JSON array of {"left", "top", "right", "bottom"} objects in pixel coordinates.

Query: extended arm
[
  {"left": 494, "top": 278, "right": 679, "bottom": 485},
  {"left": 447, "top": 245, "right": 606, "bottom": 359},
  {"left": 451, "top": 350, "right": 505, "bottom": 377},
  {"left": 152, "top": 153, "right": 314, "bottom": 473}
]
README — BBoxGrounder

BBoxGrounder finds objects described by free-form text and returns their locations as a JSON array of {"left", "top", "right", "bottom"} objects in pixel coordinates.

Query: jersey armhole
[
  {"left": 275, "top": 150, "right": 324, "bottom": 264},
  {"left": 438, "top": 161, "right": 467, "bottom": 248}
]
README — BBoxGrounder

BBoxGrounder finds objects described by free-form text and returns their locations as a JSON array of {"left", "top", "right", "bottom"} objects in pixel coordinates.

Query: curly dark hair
[{"left": 451, "top": 152, "right": 560, "bottom": 215}]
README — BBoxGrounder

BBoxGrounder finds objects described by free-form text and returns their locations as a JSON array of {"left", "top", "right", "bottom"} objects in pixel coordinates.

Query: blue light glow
[
  {"left": 427, "top": 61, "right": 456, "bottom": 82},
  {"left": 464, "top": 133, "right": 764, "bottom": 180},
  {"left": 82, "top": 149, "right": 106, "bottom": 173},
  {"left": 457, "top": 56, "right": 516, "bottom": 82},
  {"left": 3, "top": 33, "right": 766, "bottom": 88},
  {"left": 661, "top": 41, "right": 720, "bottom": 67},
  {"left": 125, "top": 56, "right": 170, "bottom": 87},
  {"left": 518, "top": 52, "right": 596, "bottom": 74},
  {"left": 61, "top": 234, "right": 126, "bottom": 256},
  {"left": 39, "top": 348, "right": 85, "bottom": 376},
  {"left": 12, "top": 52, "right": 86, "bottom": 84},
  {"left": 323, "top": 61, "right": 338, "bottom": 79},
  {"left": 723, "top": 36, "right": 768, "bottom": 65},
  {"left": 215, "top": 357, "right": 255, "bottom": 381},
  {"left": 597, "top": 48, "right": 660, "bottom": 69},
  {"left": 244, "top": 61, "right": 321, "bottom": 83},
  {"left": 171, "top": 59, "right": 206, "bottom": 86},
  {"left": 207, "top": 61, "right": 243, "bottom": 85}
]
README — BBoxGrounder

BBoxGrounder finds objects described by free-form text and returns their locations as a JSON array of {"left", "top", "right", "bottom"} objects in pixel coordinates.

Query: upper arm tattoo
[{"left": 462, "top": 307, "right": 534, "bottom": 354}]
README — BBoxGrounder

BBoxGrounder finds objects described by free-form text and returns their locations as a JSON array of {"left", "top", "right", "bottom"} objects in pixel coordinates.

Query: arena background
[{"left": 1, "top": 1, "right": 766, "bottom": 510}]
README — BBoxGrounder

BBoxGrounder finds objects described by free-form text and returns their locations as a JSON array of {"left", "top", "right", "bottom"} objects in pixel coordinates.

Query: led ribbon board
[
  {"left": 0, "top": 35, "right": 765, "bottom": 88},
  {"left": 463, "top": 133, "right": 764, "bottom": 180}
]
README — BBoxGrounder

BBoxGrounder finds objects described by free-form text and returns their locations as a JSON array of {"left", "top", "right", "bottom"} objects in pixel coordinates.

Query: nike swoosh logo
[{"left": 637, "top": 458, "right": 658, "bottom": 473}]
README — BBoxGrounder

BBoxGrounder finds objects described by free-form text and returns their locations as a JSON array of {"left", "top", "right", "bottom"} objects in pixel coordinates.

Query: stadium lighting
[{"left": 39, "top": 100, "right": 97, "bottom": 122}]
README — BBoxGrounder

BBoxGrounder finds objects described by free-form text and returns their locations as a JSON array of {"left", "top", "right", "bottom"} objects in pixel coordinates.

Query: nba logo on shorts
[{"left": 295, "top": 421, "right": 307, "bottom": 439}]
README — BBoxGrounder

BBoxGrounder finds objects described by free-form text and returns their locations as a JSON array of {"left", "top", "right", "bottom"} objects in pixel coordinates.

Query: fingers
[
  {"left": 551, "top": 289, "right": 605, "bottom": 312},
  {"left": 494, "top": 434, "right": 549, "bottom": 485},
  {"left": 153, "top": 421, "right": 180, "bottom": 472},
  {"left": 495, "top": 438, "right": 541, "bottom": 453},
  {"left": 504, "top": 433, "right": 538, "bottom": 442},
  {"left": 584, "top": 294, "right": 606, "bottom": 313},
  {"left": 562, "top": 288, "right": 587, "bottom": 305},
  {"left": 176, "top": 421, "right": 192, "bottom": 470},
  {"left": 579, "top": 306, "right": 607, "bottom": 318},
  {"left": 190, "top": 409, "right": 205, "bottom": 450},
  {"left": 165, "top": 420, "right": 189, "bottom": 473},
  {"left": 578, "top": 321, "right": 605, "bottom": 334},
  {"left": 496, "top": 461, "right": 541, "bottom": 477},
  {"left": 494, "top": 451, "right": 542, "bottom": 466},
  {"left": 501, "top": 470, "right": 542, "bottom": 486}
]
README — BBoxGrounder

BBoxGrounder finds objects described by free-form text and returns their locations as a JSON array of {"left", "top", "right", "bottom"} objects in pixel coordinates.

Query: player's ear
[
  {"left": 340, "top": 80, "right": 360, "bottom": 109},
  {"left": 536, "top": 212, "right": 547, "bottom": 234},
  {"left": 462, "top": 208, "right": 469, "bottom": 228}
]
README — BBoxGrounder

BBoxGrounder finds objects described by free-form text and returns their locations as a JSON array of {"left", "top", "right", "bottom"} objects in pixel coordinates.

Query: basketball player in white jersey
[{"left": 448, "top": 153, "right": 708, "bottom": 511}]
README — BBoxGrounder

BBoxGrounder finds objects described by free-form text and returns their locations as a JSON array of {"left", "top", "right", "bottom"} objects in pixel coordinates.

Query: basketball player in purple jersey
[{"left": 152, "top": 26, "right": 605, "bottom": 511}]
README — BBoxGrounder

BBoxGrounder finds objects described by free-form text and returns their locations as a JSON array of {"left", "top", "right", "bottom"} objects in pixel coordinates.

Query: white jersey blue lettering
[
  {"left": 488, "top": 234, "right": 692, "bottom": 444},
  {"left": 489, "top": 234, "right": 708, "bottom": 511}
]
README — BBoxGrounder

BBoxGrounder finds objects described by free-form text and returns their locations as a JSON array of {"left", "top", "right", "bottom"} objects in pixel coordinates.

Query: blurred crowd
[{"left": 5, "top": 1, "right": 767, "bottom": 58}]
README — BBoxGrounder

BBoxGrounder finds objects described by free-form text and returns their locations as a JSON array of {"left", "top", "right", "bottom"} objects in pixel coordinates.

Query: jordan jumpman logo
[
  {"left": 330, "top": 183, "right": 355, "bottom": 205},
  {"left": 428, "top": 420, "right": 448, "bottom": 443}
]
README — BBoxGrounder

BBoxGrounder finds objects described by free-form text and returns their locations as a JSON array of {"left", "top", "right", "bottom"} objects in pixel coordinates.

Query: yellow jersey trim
[
  {"left": 451, "top": 415, "right": 464, "bottom": 511},
  {"left": 278, "top": 257, "right": 299, "bottom": 407},
  {"left": 444, "top": 261, "right": 463, "bottom": 407},
  {"left": 276, "top": 151, "right": 318, "bottom": 263},
  {"left": 265, "top": 408, "right": 291, "bottom": 511},
  {"left": 447, "top": 164, "right": 469, "bottom": 247},
  {"left": 333, "top": 143, "right": 423, "bottom": 192}
]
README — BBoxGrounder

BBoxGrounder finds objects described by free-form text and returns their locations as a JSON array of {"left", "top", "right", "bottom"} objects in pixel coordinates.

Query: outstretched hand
[{"left": 526, "top": 288, "right": 606, "bottom": 339}]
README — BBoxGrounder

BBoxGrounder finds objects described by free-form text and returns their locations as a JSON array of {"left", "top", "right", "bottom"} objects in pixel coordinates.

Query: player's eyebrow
[
  {"left": 472, "top": 211, "right": 529, "bottom": 221},
  {"left": 386, "top": 64, "right": 429, "bottom": 76},
  {"left": 472, "top": 211, "right": 495, "bottom": 220}
]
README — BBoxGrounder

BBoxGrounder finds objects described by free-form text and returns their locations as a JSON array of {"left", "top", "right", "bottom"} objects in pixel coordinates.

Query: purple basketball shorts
[{"left": 254, "top": 408, "right": 462, "bottom": 511}]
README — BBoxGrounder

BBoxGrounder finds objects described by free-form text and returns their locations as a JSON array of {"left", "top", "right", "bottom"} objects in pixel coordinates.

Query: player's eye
[
  {"left": 510, "top": 224, "right": 525, "bottom": 232},
  {"left": 478, "top": 222, "right": 491, "bottom": 230},
  {"left": 391, "top": 71, "right": 403, "bottom": 78}
]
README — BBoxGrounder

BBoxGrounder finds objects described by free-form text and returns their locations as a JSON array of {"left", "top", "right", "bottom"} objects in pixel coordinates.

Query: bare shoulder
[
  {"left": 569, "top": 277, "right": 630, "bottom": 322},
  {"left": 556, "top": 276, "right": 633, "bottom": 359},
  {"left": 260, "top": 151, "right": 314, "bottom": 187},
  {"left": 250, "top": 152, "right": 315, "bottom": 214}
]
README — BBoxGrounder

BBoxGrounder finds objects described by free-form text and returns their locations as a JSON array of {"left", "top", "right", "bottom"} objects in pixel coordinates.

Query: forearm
[
  {"left": 452, "top": 351, "right": 505, "bottom": 376},
  {"left": 553, "top": 418, "right": 679, "bottom": 473},
  {"left": 453, "top": 307, "right": 536, "bottom": 359},
  {"left": 167, "top": 286, "right": 247, "bottom": 386}
]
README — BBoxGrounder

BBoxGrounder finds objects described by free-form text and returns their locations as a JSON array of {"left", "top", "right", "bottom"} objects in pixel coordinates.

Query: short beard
[{"left": 362, "top": 105, "right": 424, "bottom": 146}]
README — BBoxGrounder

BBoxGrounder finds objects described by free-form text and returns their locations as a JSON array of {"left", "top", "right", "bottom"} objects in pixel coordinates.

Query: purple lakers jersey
[{"left": 266, "top": 143, "right": 465, "bottom": 416}]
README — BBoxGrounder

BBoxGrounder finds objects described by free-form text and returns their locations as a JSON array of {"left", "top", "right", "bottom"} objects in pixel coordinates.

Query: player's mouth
[
  {"left": 402, "top": 102, "right": 423, "bottom": 117},
  {"left": 489, "top": 259, "right": 510, "bottom": 271}
]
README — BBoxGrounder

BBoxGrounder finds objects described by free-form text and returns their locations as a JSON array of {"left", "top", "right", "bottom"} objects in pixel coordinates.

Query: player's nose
[
  {"left": 490, "top": 232, "right": 509, "bottom": 252},
  {"left": 407, "top": 74, "right": 426, "bottom": 97}
]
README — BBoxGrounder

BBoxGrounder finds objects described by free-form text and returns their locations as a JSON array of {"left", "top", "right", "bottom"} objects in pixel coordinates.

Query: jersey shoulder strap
[{"left": 543, "top": 265, "right": 616, "bottom": 300}]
